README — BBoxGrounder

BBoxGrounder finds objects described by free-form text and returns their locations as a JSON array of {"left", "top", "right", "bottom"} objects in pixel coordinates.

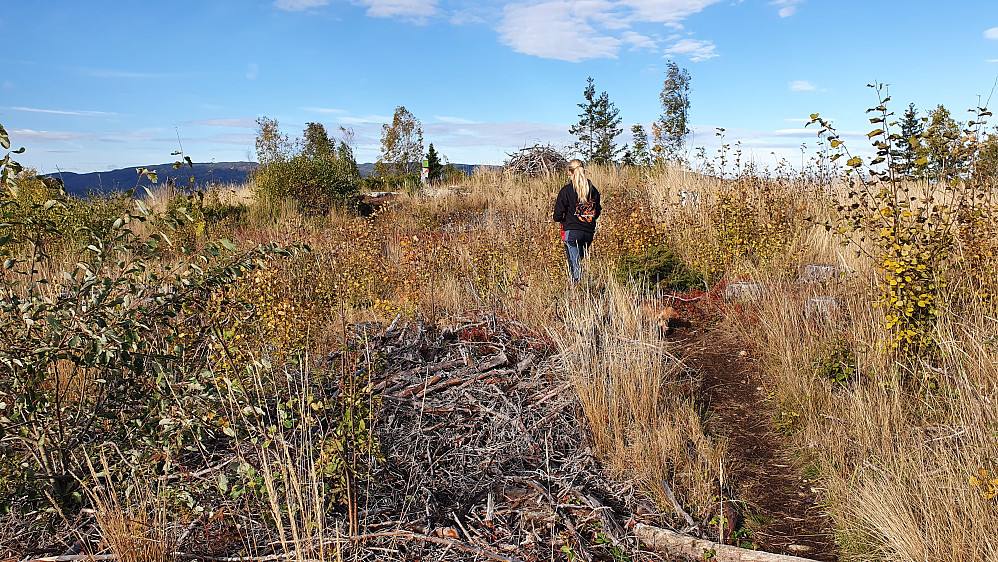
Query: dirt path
[{"left": 682, "top": 330, "right": 838, "bottom": 561}]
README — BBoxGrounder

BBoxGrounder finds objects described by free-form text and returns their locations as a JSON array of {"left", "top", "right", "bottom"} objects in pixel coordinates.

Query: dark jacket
[{"left": 553, "top": 180, "right": 601, "bottom": 234}]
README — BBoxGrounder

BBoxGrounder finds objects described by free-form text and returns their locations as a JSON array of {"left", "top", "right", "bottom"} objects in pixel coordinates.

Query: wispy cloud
[
  {"left": 7, "top": 106, "right": 115, "bottom": 116},
  {"left": 497, "top": 0, "right": 722, "bottom": 62},
  {"left": 770, "top": 0, "right": 803, "bottom": 18},
  {"left": 358, "top": 0, "right": 437, "bottom": 23},
  {"left": 3, "top": 81, "right": 12, "bottom": 90},
  {"left": 790, "top": 80, "right": 816, "bottom": 91},
  {"left": 435, "top": 115, "right": 477, "bottom": 124},
  {"left": 498, "top": 1, "right": 622, "bottom": 62},
  {"left": 450, "top": 9, "right": 486, "bottom": 25},
  {"left": 10, "top": 129, "right": 97, "bottom": 142},
  {"left": 246, "top": 63, "right": 258, "bottom": 80},
  {"left": 184, "top": 118, "right": 257, "bottom": 128},
  {"left": 301, "top": 106, "right": 347, "bottom": 114},
  {"left": 620, "top": 0, "right": 722, "bottom": 22},
  {"left": 273, "top": 0, "right": 329, "bottom": 11},
  {"left": 621, "top": 31, "right": 657, "bottom": 50},
  {"left": 663, "top": 38, "right": 717, "bottom": 62},
  {"left": 986, "top": 27, "right": 998, "bottom": 40}
]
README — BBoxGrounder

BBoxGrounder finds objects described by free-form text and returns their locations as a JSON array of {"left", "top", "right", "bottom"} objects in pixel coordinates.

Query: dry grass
[
  {"left": 86, "top": 457, "right": 177, "bottom": 562},
  {"left": 551, "top": 272, "right": 725, "bottom": 521}
]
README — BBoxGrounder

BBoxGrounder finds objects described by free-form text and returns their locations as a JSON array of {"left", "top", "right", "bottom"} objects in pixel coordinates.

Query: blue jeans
[{"left": 563, "top": 229, "right": 594, "bottom": 282}]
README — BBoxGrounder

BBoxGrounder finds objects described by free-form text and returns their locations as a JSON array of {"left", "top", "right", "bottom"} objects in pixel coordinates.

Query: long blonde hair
[{"left": 568, "top": 159, "right": 590, "bottom": 202}]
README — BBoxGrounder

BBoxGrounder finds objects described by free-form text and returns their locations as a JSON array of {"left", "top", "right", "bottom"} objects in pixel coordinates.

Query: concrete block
[
  {"left": 799, "top": 263, "right": 845, "bottom": 283},
  {"left": 724, "top": 281, "right": 766, "bottom": 302}
]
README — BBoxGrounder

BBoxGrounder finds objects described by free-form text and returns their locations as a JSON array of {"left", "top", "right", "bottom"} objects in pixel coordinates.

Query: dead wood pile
[
  {"left": 347, "top": 312, "right": 659, "bottom": 561},
  {"left": 503, "top": 145, "right": 569, "bottom": 178},
  {"left": 26, "top": 312, "right": 820, "bottom": 562}
]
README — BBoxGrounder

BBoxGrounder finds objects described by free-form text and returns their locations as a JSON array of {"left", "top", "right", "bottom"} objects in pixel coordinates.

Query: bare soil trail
[{"left": 680, "top": 329, "right": 838, "bottom": 561}]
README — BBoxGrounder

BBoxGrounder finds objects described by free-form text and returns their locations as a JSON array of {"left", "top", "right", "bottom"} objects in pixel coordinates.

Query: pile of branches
[
  {"left": 503, "top": 144, "right": 569, "bottom": 178},
  {"left": 21, "top": 313, "right": 818, "bottom": 562},
  {"left": 346, "top": 312, "right": 659, "bottom": 561}
]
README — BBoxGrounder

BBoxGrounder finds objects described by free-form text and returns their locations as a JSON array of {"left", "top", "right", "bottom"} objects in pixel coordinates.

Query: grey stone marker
[
  {"left": 799, "top": 263, "right": 844, "bottom": 283},
  {"left": 805, "top": 296, "right": 844, "bottom": 325},
  {"left": 724, "top": 281, "right": 766, "bottom": 302}
]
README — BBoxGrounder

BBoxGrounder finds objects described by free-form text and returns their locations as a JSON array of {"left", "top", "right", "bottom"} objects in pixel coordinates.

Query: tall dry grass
[
  {"left": 551, "top": 271, "right": 726, "bottom": 525},
  {"left": 85, "top": 456, "right": 177, "bottom": 562}
]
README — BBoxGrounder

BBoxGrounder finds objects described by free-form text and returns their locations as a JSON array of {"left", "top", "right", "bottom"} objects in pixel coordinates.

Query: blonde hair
[{"left": 568, "top": 159, "right": 590, "bottom": 202}]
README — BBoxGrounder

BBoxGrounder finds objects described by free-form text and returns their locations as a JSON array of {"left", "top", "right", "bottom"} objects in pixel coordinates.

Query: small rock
[
  {"left": 805, "top": 296, "right": 846, "bottom": 326},
  {"left": 724, "top": 281, "right": 766, "bottom": 302},
  {"left": 787, "top": 544, "right": 812, "bottom": 552},
  {"left": 738, "top": 350, "right": 747, "bottom": 357},
  {"left": 799, "top": 263, "right": 845, "bottom": 284}
]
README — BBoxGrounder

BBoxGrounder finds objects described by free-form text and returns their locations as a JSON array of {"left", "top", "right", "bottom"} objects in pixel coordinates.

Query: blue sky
[{"left": 2, "top": 0, "right": 998, "bottom": 174}]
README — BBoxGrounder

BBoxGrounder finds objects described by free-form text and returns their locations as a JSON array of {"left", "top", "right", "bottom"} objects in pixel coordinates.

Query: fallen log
[{"left": 633, "top": 523, "right": 821, "bottom": 562}]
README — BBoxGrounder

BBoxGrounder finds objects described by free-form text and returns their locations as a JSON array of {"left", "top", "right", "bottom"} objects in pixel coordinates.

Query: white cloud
[
  {"left": 790, "top": 80, "right": 816, "bottom": 91},
  {"left": 450, "top": 9, "right": 485, "bottom": 25},
  {"left": 497, "top": 0, "right": 722, "bottom": 62},
  {"left": 301, "top": 106, "right": 347, "bottom": 114},
  {"left": 621, "top": 30, "right": 657, "bottom": 50},
  {"left": 435, "top": 115, "right": 478, "bottom": 124},
  {"left": 184, "top": 118, "right": 258, "bottom": 128},
  {"left": 663, "top": 38, "right": 717, "bottom": 62},
  {"left": 358, "top": 0, "right": 437, "bottom": 22},
  {"left": 498, "top": 1, "right": 622, "bottom": 62},
  {"left": 986, "top": 27, "right": 998, "bottom": 40},
  {"left": 619, "top": 0, "right": 722, "bottom": 23},
  {"left": 988, "top": 59, "right": 998, "bottom": 63},
  {"left": 246, "top": 62, "right": 258, "bottom": 80},
  {"left": 273, "top": 0, "right": 329, "bottom": 11},
  {"left": 10, "top": 129, "right": 97, "bottom": 142},
  {"left": 7, "top": 106, "right": 115, "bottom": 116},
  {"left": 770, "top": 0, "right": 802, "bottom": 18}
]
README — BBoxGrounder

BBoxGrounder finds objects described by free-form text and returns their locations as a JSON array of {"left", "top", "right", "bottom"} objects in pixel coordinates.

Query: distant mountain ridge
[
  {"left": 49, "top": 161, "right": 484, "bottom": 198},
  {"left": 50, "top": 162, "right": 260, "bottom": 198}
]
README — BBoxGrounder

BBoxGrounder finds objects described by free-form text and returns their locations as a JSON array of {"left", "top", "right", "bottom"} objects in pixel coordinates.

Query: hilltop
[{"left": 49, "top": 162, "right": 483, "bottom": 197}]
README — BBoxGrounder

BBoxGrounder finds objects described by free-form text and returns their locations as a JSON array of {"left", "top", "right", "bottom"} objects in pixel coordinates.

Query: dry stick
[
  {"left": 349, "top": 530, "right": 527, "bottom": 562},
  {"left": 633, "top": 523, "right": 822, "bottom": 562},
  {"left": 505, "top": 476, "right": 593, "bottom": 562},
  {"left": 660, "top": 479, "right": 698, "bottom": 533}
]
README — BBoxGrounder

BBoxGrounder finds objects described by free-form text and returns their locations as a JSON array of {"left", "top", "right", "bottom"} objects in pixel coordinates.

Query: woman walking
[{"left": 553, "top": 159, "right": 602, "bottom": 282}]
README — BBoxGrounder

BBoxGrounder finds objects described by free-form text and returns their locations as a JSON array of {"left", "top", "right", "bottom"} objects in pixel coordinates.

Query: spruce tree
[
  {"left": 630, "top": 124, "right": 652, "bottom": 167},
  {"left": 892, "top": 103, "right": 923, "bottom": 179},
  {"left": 569, "top": 77, "right": 623, "bottom": 165},
  {"left": 426, "top": 143, "right": 443, "bottom": 183}
]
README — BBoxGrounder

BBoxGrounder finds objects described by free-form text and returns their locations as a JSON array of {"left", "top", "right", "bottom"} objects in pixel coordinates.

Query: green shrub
[
  {"left": 616, "top": 242, "right": 703, "bottom": 291},
  {"left": 252, "top": 154, "right": 359, "bottom": 214}
]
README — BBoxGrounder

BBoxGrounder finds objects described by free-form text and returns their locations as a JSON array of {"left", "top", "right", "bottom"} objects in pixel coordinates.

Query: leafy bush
[
  {"left": 253, "top": 154, "right": 360, "bottom": 214},
  {"left": 616, "top": 242, "right": 703, "bottom": 291}
]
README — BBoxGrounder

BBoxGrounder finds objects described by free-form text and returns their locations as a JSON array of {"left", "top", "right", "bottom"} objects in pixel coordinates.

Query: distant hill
[
  {"left": 50, "top": 162, "right": 259, "bottom": 198},
  {"left": 51, "top": 161, "right": 487, "bottom": 198}
]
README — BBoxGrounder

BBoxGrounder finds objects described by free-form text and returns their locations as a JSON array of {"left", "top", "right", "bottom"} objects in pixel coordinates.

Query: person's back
[{"left": 553, "top": 160, "right": 601, "bottom": 282}]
